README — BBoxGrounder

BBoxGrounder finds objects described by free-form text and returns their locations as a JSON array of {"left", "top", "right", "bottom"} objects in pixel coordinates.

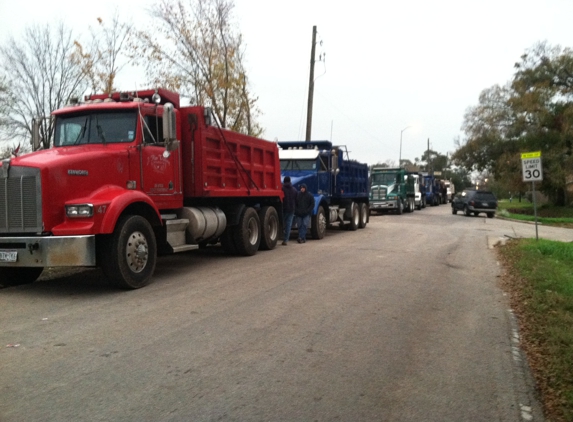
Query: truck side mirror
[
  {"left": 32, "top": 117, "right": 42, "bottom": 150},
  {"left": 162, "top": 103, "right": 179, "bottom": 155}
]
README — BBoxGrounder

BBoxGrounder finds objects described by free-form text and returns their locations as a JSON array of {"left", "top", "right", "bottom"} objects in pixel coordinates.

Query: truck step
[
  {"left": 171, "top": 244, "right": 200, "bottom": 253},
  {"left": 166, "top": 218, "right": 189, "bottom": 248},
  {"left": 161, "top": 213, "right": 178, "bottom": 221}
]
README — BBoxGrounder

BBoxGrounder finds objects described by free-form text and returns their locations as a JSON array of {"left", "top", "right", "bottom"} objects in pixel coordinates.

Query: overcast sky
[{"left": 1, "top": 0, "right": 572, "bottom": 166}]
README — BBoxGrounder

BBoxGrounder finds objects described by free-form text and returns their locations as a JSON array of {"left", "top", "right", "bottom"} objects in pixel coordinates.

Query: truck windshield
[
  {"left": 54, "top": 111, "right": 137, "bottom": 146},
  {"left": 280, "top": 160, "right": 316, "bottom": 171},
  {"left": 371, "top": 173, "right": 397, "bottom": 185}
]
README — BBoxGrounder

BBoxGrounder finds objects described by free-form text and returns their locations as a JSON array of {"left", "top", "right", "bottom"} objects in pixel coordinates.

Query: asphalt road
[{"left": 1, "top": 204, "right": 560, "bottom": 421}]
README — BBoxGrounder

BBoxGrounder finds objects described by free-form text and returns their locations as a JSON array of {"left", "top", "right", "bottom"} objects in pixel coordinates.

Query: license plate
[
  {"left": 0, "top": 250, "right": 17, "bottom": 263},
  {"left": 482, "top": 202, "right": 489, "bottom": 206}
]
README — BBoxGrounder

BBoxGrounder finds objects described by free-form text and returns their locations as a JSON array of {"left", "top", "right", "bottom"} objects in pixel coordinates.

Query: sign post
[{"left": 521, "top": 151, "right": 542, "bottom": 240}]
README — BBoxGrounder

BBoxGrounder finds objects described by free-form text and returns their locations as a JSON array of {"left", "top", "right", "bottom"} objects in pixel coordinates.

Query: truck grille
[
  {"left": 371, "top": 186, "right": 387, "bottom": 200},
  {"left": 0, "top": 166, "right": 42, "bottom": 233}
]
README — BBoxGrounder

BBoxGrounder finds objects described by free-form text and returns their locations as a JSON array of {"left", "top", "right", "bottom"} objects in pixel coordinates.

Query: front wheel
[
  {"left": 101, "top": 215, "right": 157, "bottom": 289},
  {"left": 0, "top": 267, "right": 43, "bottom": 287},
  {"left": 397, "top": 199, "right": 404, "bottom": 215},
  {"left": 464, "top": 206, "right": 471, "bottom": 217},
  {"left": 311, "top": 206, "right": 327, "bottom": 239}
]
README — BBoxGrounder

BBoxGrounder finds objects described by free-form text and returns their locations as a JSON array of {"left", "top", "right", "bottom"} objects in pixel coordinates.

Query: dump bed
[
  {"left": 335, "top": 157, "right": 369, "bottom": 200},
  {"left": 179, "top": 107, "right": 283, "bottom": 199}
]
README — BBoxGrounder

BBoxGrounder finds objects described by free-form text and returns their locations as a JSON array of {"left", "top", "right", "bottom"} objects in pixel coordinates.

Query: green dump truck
[{"left": 369, "top": 167, "right": 416, "bottom": 214}]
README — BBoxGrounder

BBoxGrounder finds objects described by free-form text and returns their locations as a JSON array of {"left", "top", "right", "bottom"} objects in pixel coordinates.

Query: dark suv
[{"left": 451, "top": 189, "right": 497, "bottom": 218}]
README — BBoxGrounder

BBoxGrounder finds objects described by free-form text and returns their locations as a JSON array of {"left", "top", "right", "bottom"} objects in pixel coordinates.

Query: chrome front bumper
[
  {"left": 369, "top": 200, "right": 397, "bottom": 209},
  {"left": 0, "top": 235, "right": 96, "bottom": 267}
]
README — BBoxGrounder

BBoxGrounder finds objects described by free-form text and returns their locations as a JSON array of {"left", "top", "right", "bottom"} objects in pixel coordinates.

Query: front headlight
[{"left": 66, "top": 204, "right": 94, "bottom": 218}]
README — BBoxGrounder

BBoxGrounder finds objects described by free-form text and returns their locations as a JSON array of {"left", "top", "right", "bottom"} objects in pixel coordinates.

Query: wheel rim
[
  {"left": 247, "top": 217, "right": 259, "bottom": 245},
  {"left": 126, "top": 231, "right": 149, "bottom": 273},
  {"left": 318, "top": 211, "right": 327, "bottom": 234},
  {"left": 267, "top": 215, "right": 278, "bottom": 240}
]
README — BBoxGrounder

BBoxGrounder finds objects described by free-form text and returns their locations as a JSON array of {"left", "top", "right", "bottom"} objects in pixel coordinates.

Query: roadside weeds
[{"left": 497, "top": 239, "right": 573, "bottom": 422}]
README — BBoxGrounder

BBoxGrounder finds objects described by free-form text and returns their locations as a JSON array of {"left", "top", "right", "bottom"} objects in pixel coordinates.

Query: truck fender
[
  {"left": 312, "top": 194, "right": 326, "bottom": 215},
  {"left": 97, "top": 187, "right": 162, "bottom": 234},
  {"left": 219, "top": 203, "right": 246, "bottom": 226}
]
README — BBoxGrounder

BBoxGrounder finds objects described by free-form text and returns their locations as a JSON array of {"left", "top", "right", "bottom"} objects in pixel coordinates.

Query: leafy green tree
[
  {"left": 453, "top": 42, "right": 573, "bottom": 205},
  {"left": 133, "top": 0, "right": 263, "bottom": 137},
  {"left": 419, "top": 149, "right": 448, "bottom": 172}
]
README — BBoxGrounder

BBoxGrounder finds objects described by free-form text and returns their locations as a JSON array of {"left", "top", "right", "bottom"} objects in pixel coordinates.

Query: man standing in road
[
  {"left": 282, "top": 176, "right": 297, "bottom": 246},
  {"left": 295, "top": 184, "right": 315, "bottom": 244}
]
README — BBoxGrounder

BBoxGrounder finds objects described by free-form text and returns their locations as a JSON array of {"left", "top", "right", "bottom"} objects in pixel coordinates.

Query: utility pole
[
  {"left": 305, "top": 25, "right": 317, "bottom": 142},
  {"left": 427, "top": 138, "right": 431, "bottom": 172}
]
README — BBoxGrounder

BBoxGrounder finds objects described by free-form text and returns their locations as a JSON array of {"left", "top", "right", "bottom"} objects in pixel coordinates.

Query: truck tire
[
  {"left": 416, "top": 200, "right": 422, "bottom": 211},
  {"left": 258, "top": 206, "right": 279, "bottom": 250},
  {"left": 487, "top": 212, "right": 495, "bottom": 218},
  {"left": 348, "top": 202, "right": 359, "bottom": 231},
  {"left": 0, "top": 267, "right": 43, "bottom": 287},
  {"left": 233, "top": 207, "right": 261, "bottom": 256},
  {"left": 101, "top": 215, "right": 157, "bottom": 289},
  {"left": 464, "top": 205, "right": 471, "bottom": 217},
  {"left": 311, "top": 206, "right": 327, "bottom": 239},
  {"left": 397, "top": 199, "right": 404, "bottom": 215},
  {"left": 409, "top": 198, "right": 415, "bottom": 213},
  {"left": 452, "top": 206, "right": 457, "bottom": 215},
  {"left": 220, "top": 227, "right": 238, "bottom": 254},
  {"left": 358, "top": 203, "right": 368, "bottom": 228}
]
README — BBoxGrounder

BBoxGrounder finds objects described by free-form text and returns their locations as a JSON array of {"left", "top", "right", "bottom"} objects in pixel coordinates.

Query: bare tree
[
  {"left": 0, "top": 22, "right": 88, "bottom": 149},
  {"left": 75, "top": 12, "right": 134, "bottom": 94},
  {"left": 134, "top": 0, "right": 263, "bottom": 136}
]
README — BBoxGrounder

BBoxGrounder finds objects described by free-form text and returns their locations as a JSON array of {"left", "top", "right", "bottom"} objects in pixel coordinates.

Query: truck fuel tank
[{"left": 181, "top": 207, "right": 227, "bottom": 243}]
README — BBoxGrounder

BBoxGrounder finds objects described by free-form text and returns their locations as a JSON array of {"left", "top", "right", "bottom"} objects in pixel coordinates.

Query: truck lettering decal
[
  {"left": 97, "top": 205, "right": 107, "bottom": 214},
  {"left": 68, "top": 169, "right": 88, "bottom": 176},
  {"left": 146, "top": 155, "right": 170, "bottom": 173}
]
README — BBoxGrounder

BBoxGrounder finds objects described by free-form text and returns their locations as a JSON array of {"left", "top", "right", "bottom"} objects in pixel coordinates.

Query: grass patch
[
  {"left": 497, "top": 201, "right": 573, "bottom": 228},
  {"left": 498, "top": 239, "right": 573, "bottom": 421}
]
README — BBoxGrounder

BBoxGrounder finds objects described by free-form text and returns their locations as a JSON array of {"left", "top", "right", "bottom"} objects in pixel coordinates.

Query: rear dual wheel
[
  {"left": 348, "top": 202, "right": 360, "bottom": 231},
  {"left": 358, "top": 203, "right": 368, "bottom": 229},
  {"left": 258, "top": 206, "right": 279, "bottom": 250},
  {"left": 233, "top": 207, "right": 261, "bottom": 256}
]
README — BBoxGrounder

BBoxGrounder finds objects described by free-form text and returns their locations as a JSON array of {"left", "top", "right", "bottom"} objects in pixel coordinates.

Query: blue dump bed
[{"left": 335, "top": 155, "right": 369, "bottom": 200}]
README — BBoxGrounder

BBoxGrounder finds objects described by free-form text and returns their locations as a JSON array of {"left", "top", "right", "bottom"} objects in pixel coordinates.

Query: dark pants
[{"left": 296, "top": 214, "right": 311, "bottom": 240}]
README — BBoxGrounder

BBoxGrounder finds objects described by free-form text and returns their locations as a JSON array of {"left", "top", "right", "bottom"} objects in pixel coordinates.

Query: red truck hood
[{"left": 2, "top": 145, "right": 131, "bottom": 232}]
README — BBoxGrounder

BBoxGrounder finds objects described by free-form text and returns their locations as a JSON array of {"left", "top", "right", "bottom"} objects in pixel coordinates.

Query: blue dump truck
[
  {"left": 278, "top": 141, "right": 369, "bottom": 239},
  {"left": 422, "top": 172, "right": 442, "bottom": 206}
]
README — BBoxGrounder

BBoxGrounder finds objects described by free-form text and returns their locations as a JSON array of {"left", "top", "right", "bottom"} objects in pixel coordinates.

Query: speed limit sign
[{"left": 521, "top": 151, "right": 543, "bottom": 182}]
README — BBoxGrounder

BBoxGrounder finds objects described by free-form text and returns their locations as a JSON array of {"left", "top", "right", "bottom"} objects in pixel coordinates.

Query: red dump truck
[{"left": 0, "top": 89, "right": 283, "bottom": 289}]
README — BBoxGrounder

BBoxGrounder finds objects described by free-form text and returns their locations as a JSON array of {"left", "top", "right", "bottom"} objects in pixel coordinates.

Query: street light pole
[{"left": 399, "top": 126, "right": 411, "bottom": 167}]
